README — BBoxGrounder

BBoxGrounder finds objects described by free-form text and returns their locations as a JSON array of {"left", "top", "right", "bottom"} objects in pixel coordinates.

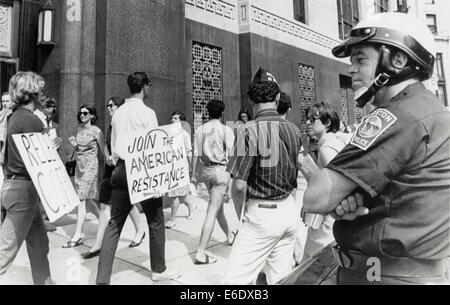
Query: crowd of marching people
[
  {"left": 0, "top": 12, "right": 449, "bottom": 285},
  {"left": 0, "top": 67, "right": 351, "bottom": 285}
]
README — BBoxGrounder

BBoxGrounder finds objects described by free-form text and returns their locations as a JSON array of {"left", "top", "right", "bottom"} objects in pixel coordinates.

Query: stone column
[{"left": 58, "top": 0, "right": 96, "bottom": 160}]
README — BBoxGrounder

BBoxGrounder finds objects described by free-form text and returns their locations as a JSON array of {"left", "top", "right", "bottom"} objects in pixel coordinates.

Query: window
[
  {"left": 436, "top": 53, "right": 445, "bottom": 81},
  {"left": 435, "top": 53, "right": 447, "bottom": 106},
  {"left": 337, "top": 0, "right": 360, "bottom": 40},
  {"left": 293, "top": 0, "right": 306, "bottom": 24},
  {"left": 426, "top": 14, "right": 437, "bottom": 34},
  {"left": 374, "top": 0, "right": 389, "bottom": 13},
  {"left": 437, "top": 85, "right": 448, "bottom": 106},
  {"left": 397, "top": 0, "right": 408, "bottom": 13}
]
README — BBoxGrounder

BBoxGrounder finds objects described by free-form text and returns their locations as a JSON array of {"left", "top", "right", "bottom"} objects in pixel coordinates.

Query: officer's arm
[{"left": 303, "top": 168, "right": 358, "bottom": 215}]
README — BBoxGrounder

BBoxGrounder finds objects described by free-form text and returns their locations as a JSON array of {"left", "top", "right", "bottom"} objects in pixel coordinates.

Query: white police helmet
[{"left": 333, "top": 12, "right": 436, "bottom": 80}]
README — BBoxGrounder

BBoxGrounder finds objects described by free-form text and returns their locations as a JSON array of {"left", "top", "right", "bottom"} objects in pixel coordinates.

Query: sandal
[
  {"left": 194, "top": 254, "right": 217, "bottom": 265},
  {"left": 62, "top": 238, "right": 83, "bottom": 248}
]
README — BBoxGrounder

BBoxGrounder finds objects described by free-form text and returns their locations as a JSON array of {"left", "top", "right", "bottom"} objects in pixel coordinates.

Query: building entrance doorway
[{"left": 0, "top": 58, "right": 18, "bottom": 94}]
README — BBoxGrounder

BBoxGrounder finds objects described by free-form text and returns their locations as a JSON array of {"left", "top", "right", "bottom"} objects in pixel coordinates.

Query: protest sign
[
  {"left": 124, "top": 124, "right": 190, "bottom": 205},
  {"left": 13, "top": 133, "right": 80, "bottom": 222}
]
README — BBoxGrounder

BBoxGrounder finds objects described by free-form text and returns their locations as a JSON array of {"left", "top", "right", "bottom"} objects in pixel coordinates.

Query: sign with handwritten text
[
  {"left": 13, "top": 133, "right": 80, "bottom": 222},
  {"left": 123, "top": 124, "right": 190, "bottom": 204}
]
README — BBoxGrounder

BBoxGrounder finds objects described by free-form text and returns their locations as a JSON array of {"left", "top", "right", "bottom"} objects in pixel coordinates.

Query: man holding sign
[
  {"left": 96, "top": 72, "right": 181, "bottom": 284},
  {"left": 0, "top": 72, "right": 53, "bottom": 285}
]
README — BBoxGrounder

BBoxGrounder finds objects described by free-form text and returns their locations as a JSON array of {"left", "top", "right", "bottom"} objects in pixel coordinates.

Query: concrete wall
[
  {"left": 251, "top": 0, "right": 339, "bottom": 39},
  {"left": 240, "top": 33, "right": 350, "bottom": 128},
  {"left": 95, "top": 0, "right": 186, "bottom": 131}
]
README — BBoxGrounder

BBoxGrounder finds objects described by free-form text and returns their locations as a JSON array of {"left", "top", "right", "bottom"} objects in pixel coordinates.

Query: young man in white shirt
[
  {"left": 33, "top": 95, "right": 62, "bottom": 232},
  {"left": 96, "top": 72, "right": 181, "bottom": 284}
]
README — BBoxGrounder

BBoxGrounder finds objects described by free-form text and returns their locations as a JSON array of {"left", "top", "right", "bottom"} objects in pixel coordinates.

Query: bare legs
[
  {"left": 71, "top": 199, "right": 100, "bottom": 242},
  {"left": 195, "top": 191, "right": 232, "bottom": 262},
  {"left": 129, "top": 206, "right": 145, "bottom": 243},
  {"left": 87, "top": 205, "right": 143, "bottom": 252},
  {"left": 166, "top": 195, "right": 197, "bottom": 228},
  {"left": 89, "top": 203, "right": 111, "bottom": 252}
]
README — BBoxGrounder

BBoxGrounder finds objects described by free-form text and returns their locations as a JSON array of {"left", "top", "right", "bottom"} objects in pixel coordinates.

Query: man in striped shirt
[{"left": 224, "top": 68, "right": 303, "bottom": 285}]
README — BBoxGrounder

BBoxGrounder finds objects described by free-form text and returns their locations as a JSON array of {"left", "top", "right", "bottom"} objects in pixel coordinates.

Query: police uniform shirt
[{"left": 327, "top": 82, "right": 450, "bottom": 261}]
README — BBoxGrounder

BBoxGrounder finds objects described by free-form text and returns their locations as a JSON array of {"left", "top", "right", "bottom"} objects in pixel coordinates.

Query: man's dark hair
[
  {"left": 109, "top": 96, "right": 125, "bottom": 108},
  {"left": 307, "top": 102, "right": 340, "bottom": 133},
  {"left": 247, "top": 81, "right": 280, "bottom": 104},
  {"left": 277, "top": 92, "right": 292, "bottom": 116},
  {"left": 171, "top": 111, "right": 186, "bottom": 121},
  {"left": 44, "top": 96, "right": 57, "bottom": 114},
  {"left": 207, "top": 99, "right": 225, "bottom": 119},
  {"left": 77, "top": 104, "right": 98, "bottom": 125},
  {"left": 127, "top": 72, "right": 151, "bottom": 95}
]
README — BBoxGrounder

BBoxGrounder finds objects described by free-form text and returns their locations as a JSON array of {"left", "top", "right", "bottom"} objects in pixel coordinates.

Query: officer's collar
[{"left": 391, "top": 82, "right": 426, "bottom": 102}]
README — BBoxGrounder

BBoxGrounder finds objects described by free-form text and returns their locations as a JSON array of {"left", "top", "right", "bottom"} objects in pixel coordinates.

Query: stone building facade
[{"left": 0, "top": 0, "right": 448, "bottom": 156}]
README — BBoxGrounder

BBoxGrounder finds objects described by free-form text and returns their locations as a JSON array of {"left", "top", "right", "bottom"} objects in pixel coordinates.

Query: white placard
[
  {"left": 12, "top": 133, "right": 80, "bottom": 222},
  {"left": 123, "top": 124, "right": 190, "bottom": 205}
]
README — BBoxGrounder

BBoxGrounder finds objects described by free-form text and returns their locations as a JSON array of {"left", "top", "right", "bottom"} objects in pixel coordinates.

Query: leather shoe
[
  {"left": 151, "top": 268, "right": 181, "bottom": 282},
  {"left": 129, "top": 232, "right": 145, "bottom": 248},
  {"left": 81, "top": 250, "right": 100, "bottom": 259}
]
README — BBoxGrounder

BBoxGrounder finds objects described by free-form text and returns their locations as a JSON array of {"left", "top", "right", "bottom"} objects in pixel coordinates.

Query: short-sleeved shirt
[
  {"left": 5, "top": 108, "right": 44, "bottom": 176},
  {"left": 328, "top": 82, "right": 450, "bottom": 260},
  {"left": 194, "top": 119, "right": 234, "bottom": 166},
  {"left": 227, "top": 109, "right": 303, "bottom": 200},
  {"left": 317, "top": 132, "right": 347, "bottom": 169},
  {"left": 111, "top": 98, "right": 158, "bottom": 162}
]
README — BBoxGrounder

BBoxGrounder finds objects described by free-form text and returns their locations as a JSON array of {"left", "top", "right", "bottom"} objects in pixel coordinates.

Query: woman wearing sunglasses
[
  {"left": 302, "top": 102, "right": 349, "bottom": 258},
  {"left": 63, "top": 105, "right": 105, "bottom": 248},
  {"left": 81, "top": 98, "right": 146, "bottom": 259}
]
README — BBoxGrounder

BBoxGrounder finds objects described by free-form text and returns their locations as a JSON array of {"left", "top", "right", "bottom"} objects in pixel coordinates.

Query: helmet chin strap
[
  {"left": 354, "top": 73, "right": 390, "bottom": 108},
  {"left": 354, "top": 45, "right": 417, "bottom": 108}
]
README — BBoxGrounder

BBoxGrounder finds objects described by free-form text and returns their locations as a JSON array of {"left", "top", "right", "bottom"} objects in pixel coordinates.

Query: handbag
[{"left": 65, "top": 149, "right": 76, "bottom": 177}]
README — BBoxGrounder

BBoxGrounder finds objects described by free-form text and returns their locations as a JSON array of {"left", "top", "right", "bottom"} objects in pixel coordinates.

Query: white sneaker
[{"left": 151, "top": 268, "right": 181, "bottom": 282}]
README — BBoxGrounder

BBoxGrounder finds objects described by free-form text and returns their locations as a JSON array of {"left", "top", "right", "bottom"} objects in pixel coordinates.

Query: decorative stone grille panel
[
  {"left": 354, "top": 101, "right": 364, "bottom": 124},
  {"left": 192, "top": 41, "right": 223, "bottom": 130},
  {"left": 340, "top": 88, "right": 350, "bottom": 125},
  {"left": 298, "top": 63, "right": 316, "bottom": 134},
  {"left": 186, "top": 0, "right": 236, "bottom": 20},
  {"left": 250, "top": 6, "right": 339, "bottom": 50}
]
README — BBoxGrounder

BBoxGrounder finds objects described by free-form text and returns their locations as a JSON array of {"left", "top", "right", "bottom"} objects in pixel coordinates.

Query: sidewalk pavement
[{"left": 0, "top": 185, "right": 241, "bottom": 285}]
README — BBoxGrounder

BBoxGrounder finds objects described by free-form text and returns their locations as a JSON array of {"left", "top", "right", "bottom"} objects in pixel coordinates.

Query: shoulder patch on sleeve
[{"left": 350, "top": 108, "right": 397, "bottom": 151}]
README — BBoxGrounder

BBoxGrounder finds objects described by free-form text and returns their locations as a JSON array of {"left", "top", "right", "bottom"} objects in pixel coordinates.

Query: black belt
[
  {"left": 258, "top": 204, "right": 277, "bottom": 209},
  {"left": 5, "top": 174, "right": 31, "bottom": 181},
  {"left": 332, "top": 245, "right": 447, "bottom": 278},
  {"left": 203, "top": 161, "right": 225, "bottom": 167}
]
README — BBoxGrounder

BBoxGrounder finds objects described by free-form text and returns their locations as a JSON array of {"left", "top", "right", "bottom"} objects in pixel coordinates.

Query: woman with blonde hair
[{"left": 0, "top": 72, "right": 53, "bottom": 284}]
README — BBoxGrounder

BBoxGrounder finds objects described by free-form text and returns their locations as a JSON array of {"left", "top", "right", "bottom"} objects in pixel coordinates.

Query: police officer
[{"left": 303, "top": 12, "right": 450, "bottom": 285}]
